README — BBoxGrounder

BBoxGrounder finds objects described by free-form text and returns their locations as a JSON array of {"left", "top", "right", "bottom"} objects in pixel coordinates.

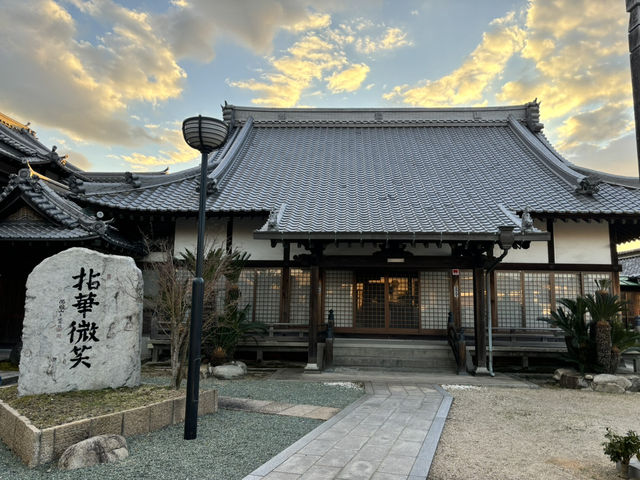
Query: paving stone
[
  {"left": 389, "top": 440, "right": 423, "bottom": 458},
  {"left": 335, "top": 435, "right": 370, "bottom": 451},
  {"left": 306, "top": 407, "right": 341, "bottom": 420},
  {"left": 377, "top": 455, "right": 416, "bottom": 476},
  {"left": 316, "top": 448, "right": 357, "bottom": 468},
  {"left": 371, "top": 472, "right": 408, "bottom": 479},
  {"left": 300, "top": 465, "right": 342, "bottom": 480},
  {"left": 278, "top": 405, "right": 319, "bottom": 417},
  {"left": 355, "top": 444, "right": 391, "bottom": 461},
  {"left": 337, "top": 458, "right": 379, "bottom": 479},
  {"left": 275, "top": 454, "right": 321, "bottom": 475},
  {"left": 264, "top": 472, "right": 302, "bottom": 480},
  {"left": 398, "top": 427, "right": 428, "bottom": 443},
  {"left": 300, "top": 439, "right": 338, "bottom": 456},
  {"left": 258, "top": 402, "right": 296, "bottom": 414}
]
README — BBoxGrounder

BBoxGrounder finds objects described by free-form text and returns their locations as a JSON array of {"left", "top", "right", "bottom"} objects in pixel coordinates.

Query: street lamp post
[{"left": 181, "top": 115, "right": 228, "bottom": 440}]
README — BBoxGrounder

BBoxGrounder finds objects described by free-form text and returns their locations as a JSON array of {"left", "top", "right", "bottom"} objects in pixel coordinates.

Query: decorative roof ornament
[
  {"left": 575, "top": 175, "right": 602, "bottom": 195},
  {"left": 521, "top": 207, "right": 534, "bottom": 232},
  {"left": 267, "top": 208, "right": 279, "bottom": 230},
  {"left": 124, "top": 172, "right": 142, "bottom": 188},
  {"left": 525, "top": 99, "right": 544, "bottom": 132}
]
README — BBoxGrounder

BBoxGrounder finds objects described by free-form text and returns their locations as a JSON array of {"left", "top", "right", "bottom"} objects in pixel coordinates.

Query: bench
[
  {"left": 469, "top": 330, "right": 567, "bottom": 368},
  {"left": 237, "top": 324, "right": 309, "bottom": 361}
]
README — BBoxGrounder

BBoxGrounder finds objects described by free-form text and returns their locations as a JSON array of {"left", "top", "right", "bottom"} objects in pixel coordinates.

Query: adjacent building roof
[
  {"left": 0, "top": 169, "right": 142, "bottom": 252},
  {"left": 621, "top": 250, "right": 640, "bottom": 279},
  {"left": 72, "top": 101, "right": 640, "bottom": 243}
]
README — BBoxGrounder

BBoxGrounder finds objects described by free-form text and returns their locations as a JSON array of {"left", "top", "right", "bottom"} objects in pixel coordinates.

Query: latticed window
[
  {"left": 496, "top": 271, "right": 613, "bottom": 329},
  {"left": 496, "top": 272, "right": 523, "bottom": 328},
  {"left": 324, "top": 270, "right": 353, "bottom": 327},
  {"left": 236, "top": 268, "right": 282, "bottom": 323},
  {"left": 459, "top": 270, "right": 475, "bottom": 329},
  {"left": 419, "top": 272, "right": 450, "bottom": 330},
  {"left": 524, "top": 273, "right": 551, "bottom": 328},
  {"left": 289, "top": 268, "right": 310, "bottom": 324}
]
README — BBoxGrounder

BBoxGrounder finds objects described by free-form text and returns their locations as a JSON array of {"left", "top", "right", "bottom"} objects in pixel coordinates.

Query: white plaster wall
[
  {"left": 233, "top": 217, "right": 283, "bottom": 261},
  {"left": 554, "top": 220, "right": 611, "bottom": 264},
  {"left": 495, "top": 219, "right": 549, "bottom": 263},
  {"left": 173, "top": 217, "right": 228, "bottom": 257}
]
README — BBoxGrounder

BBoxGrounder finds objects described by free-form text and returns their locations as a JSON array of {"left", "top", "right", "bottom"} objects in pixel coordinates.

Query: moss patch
[
  {"left": 0, "top": 384, "right": 184, "bottom": 429},
  {"left": 0, "top": 362, "right": 18, "bottom": 371}
]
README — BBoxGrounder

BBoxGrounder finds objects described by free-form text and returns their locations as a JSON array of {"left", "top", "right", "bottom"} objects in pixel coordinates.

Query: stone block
[
  {"left": 90, "top": 413, "right": 123, "bottom": 437},
  {"left": 553, "top": 368, "right": 577, "bottom": 381},
  {"left": 53, "top": 419, "right": 91, "bottom": 458},
  {"left": 198, "top": 390, "right": 218, "bottom": 415},
  {"left": 0, "top": 402, "right": 17, "bottom": 449},
  {"left": 122, "top": 406, "right": 150, "bottom": 437},
  {"left": 173, "top": 397, "right": 186, "bottom": 424},
  {"left": 19, "top": 248, "right": 143, "bottom": 396},
  {"left": 13, "top": 418, "right": 41, "bottom": 467},
  {"left": 559, "top": 373, "right": 588, "bottom": 389},
  {"left": 39, "top": 428, "right": 55, "bottom": 465},
  {"left": 149, "top": 400, "right": 173, "bottom": 432}
]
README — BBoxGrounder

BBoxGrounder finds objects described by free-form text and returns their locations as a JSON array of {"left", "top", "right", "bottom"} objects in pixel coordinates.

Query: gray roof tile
[{"left": 78, "top": 104, "right": 640, "bottom": 238}]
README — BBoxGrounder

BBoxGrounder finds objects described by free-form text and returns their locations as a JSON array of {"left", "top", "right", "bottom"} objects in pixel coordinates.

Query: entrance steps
[{"left": 332, "top": 338, "right": 457, "bottom": 371}]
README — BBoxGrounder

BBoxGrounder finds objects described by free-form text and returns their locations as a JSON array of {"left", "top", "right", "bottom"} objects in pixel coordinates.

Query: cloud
[
  {"left": 326, "top": 63, "right": 370, "bottom": 93},
  {"left": 565, "top": 133, "right": 637, "bottom": 177},
  {"left": 64, "top": 150, "right": 93, "bottom": 170},
  {"left": 119, "top": 126, "right": 198, "bottom": 168},
  {"left": 495, "top": 0, "right": 633, "bottom": 170},
  {"left": 355, "top": 27, "right": 413, "bottom": 54},
  {"left": 0, "top": 0, "right": 182, "bottom": 146},
  {"left": 384, "top": 12, "right": 524, "bottom": 106},
  {"left": 229, "top": 34, "right": 347, "bottom": 107},
  {"left": 284, "top": 12, "right": 332, "bottom": 33}
]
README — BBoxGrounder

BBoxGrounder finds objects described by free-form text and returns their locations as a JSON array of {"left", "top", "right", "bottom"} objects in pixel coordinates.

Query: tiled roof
[
  {"left": 0, "top": 169, "right": 143, "bottom": 252},
  {"left": 77, "top": 103, "right": 640, "bottom": 240},
  {"left": 0, "top": 221, "right": 96, "bottom": 240},
  {"left": 621, "top": 253, "right": 640, "bottom": 278}
]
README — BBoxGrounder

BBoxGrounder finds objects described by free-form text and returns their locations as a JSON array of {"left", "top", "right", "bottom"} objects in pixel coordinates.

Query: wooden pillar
[
  {"left": 306, "top": 264, "right": 321, "bottom": 371},
  {"left": 473, "top": 267, "right": 489, "bottom": 374},
  {"left": 280, "top": 243, "right": 291, "bottom": 323}
]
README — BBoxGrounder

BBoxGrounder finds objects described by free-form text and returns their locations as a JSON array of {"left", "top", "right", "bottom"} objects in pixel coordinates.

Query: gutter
[{"left": 485, "top": 249, "right": 510, "bottom": 377}]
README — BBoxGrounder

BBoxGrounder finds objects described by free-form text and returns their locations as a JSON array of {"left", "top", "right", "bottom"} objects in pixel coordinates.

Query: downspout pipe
[{"left": 485, "top": 249, "right": 509, "bottom": 377}]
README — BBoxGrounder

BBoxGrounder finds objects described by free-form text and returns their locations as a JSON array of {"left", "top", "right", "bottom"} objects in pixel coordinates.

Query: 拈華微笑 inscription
[{"left": 18, "top": 248, "right": 143, "bottom": 396}]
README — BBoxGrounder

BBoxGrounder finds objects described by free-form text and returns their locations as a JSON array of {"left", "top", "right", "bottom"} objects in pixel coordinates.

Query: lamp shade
[{"left": 182, "top": 115, "right": 228, "bottom": 153}]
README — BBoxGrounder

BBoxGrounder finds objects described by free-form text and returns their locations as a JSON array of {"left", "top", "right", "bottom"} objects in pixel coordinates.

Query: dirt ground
[{"left": 429, "top": 385, "right": 640, "bottom": 480}]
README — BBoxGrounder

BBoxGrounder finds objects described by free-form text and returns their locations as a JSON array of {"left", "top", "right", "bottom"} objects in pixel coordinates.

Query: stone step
[{"left": 331, "top": 339, "right": 456, "bottom": 370}]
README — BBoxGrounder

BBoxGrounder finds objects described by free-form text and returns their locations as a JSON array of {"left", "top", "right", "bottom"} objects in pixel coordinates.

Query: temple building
[{"left": 2, "top": 101, "right": 640, "bottom": 372}]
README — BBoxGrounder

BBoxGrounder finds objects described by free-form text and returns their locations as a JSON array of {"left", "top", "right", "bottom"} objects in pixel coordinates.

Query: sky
[{"left": 0, "top": 0, "right": 637, "bottom": 180}]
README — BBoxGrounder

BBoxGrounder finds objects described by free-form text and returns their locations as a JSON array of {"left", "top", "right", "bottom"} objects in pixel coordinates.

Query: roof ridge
[{"left": 207, "top": 117, "right": 253, "bottom": 194}]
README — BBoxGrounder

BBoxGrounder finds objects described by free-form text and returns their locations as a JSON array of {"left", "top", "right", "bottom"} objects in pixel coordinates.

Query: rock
[
  {"left": 627, "top": 376, "right": 640, "bottom": 393},
  {"left": 559, "top": 372, "right": 588, "bottom": 389},
  {"left": 592, "top": 374, "right": 632, "bottom": 393},
  {"left": 58, "top": 434, "right": 128, "bottom": 470},
  {"left": 553, "top": 368, "right": 576, "bottom": 382},
  {"left": 18, "top": 248, "right": 143, "bottom": 396},
  {"left": 213, "top": 361, "right": 247, "bottom": 379},
  {"left": 584, "top": 374, "right": 594, "bottom": 381}
]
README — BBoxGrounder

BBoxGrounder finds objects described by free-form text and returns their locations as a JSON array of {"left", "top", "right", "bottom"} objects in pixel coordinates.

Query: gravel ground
[
  {"left": 0, "top": 374, "right": 363, "bottom": 479},
  {"left": 0, "top": 409, "right": 319, "bottom": 480},
  {"left": 143, "top": 374, "right": 364, "bottom": 408},
  {"left": 429, "top": 386, "right": 640, "bottom": 480}
]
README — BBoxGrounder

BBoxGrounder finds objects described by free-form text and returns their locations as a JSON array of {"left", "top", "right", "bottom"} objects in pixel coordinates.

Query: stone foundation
[{"left": 0, "top": 389, "right": 217, "bottom": 467}]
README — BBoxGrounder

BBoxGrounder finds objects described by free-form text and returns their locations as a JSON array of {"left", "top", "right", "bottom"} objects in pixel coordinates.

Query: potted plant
[{"left": 603, "top": 428, "right": 640, "bottom": 478}]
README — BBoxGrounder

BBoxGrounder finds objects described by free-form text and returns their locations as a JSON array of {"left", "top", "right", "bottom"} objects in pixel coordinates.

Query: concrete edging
[{"left": 0, "top": 389, "right": 217, "bottom": 467}]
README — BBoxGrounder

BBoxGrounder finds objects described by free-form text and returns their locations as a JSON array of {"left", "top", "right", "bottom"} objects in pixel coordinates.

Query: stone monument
[{"left": 18, "top": 247, "right": 143, "bottom": 396}]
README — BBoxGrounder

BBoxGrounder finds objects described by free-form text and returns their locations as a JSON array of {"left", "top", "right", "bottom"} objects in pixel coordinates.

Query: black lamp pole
[
  {"left": 184, "top": 118, "right": 211, "bottom": 440},
  {"left": 181, "top": 114, "right": 227, "bottom": 440}
]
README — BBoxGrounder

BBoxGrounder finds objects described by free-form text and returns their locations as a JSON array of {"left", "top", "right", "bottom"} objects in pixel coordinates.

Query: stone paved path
[
  {"left": 220, "top": 396, "right": 341, "bottom": 420},
  {"left": 244, "top": 382, "right": 451, "bottom": 480}
]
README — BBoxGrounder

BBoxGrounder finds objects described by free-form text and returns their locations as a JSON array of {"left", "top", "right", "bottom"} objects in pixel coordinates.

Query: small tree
[
  {"left": 147, "top": 240, "right": 249, "bottom": 389},
  {"left": 544, "top": 280, "right": 640, "bottom": 373}
]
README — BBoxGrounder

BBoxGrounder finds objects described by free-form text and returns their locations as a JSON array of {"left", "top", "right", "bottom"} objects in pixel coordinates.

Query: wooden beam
[
  {"left": 307, "top": 264, "right": 320, "bottom": 368},
  {"left": 546, "top": 218, "right": 555, "bottom": 264}
]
